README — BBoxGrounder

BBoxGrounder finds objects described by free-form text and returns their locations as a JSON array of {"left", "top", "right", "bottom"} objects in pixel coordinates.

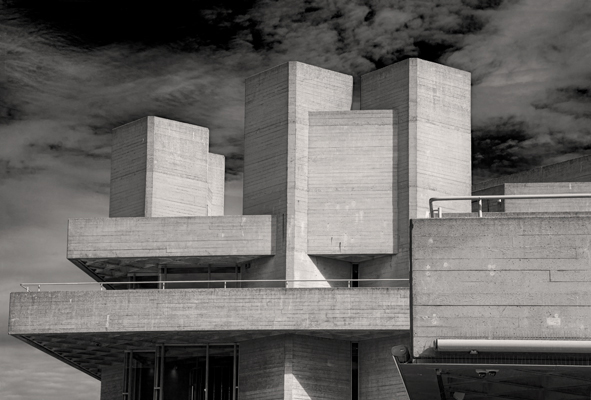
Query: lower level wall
[
  {"left": 239, "top": 336, "right": 286, "bottom": 400},
  {"left": 290, "top": 335, "right": 351, "bottom": 400},
  {"left": 100, "top": 363, "right": 124, "bottom": 400},
  {"left": 239, "top": 334, "right": 351, "bottom": 400},
  {"left": 359, "top": 334, "right": 410, "bottom": 400}
]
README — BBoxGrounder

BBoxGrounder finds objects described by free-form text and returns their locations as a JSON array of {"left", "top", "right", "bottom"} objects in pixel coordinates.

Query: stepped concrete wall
[
  {"left": 109, "top": 116, "right": 224, "bottom": 218},
  {"left": 412, "top": 216, "right": 591, "bottom": 357}
]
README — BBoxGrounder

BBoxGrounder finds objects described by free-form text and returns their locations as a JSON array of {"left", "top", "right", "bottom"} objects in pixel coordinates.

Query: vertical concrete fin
[{"left": 207, "top": 153, "right": 225, "bottom": 216}]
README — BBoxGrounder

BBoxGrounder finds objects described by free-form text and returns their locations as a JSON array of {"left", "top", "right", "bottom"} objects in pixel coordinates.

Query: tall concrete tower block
[
  {"left": 243, "top": 62, "right": 353, "bottom": 285},
  {"left": 109, "top": 116, "right": 225, "bottom": 217},
  {"left": 360, "top": 58, "right": 471, "bottom": 280}
]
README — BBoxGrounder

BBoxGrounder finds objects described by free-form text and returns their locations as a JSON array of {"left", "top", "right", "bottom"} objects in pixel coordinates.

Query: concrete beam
[{"left": 10, "top": 288, "right": 409, "bottom": 335}]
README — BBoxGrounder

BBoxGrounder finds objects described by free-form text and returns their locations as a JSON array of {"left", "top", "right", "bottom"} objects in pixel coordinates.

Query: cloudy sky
[{"left": 1, "top": 0, "right": 591, "bottom": 398}]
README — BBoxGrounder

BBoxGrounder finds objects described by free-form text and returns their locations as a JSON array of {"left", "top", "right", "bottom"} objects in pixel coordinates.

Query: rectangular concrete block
[
  {"left": 308, "top": 110, "right": 396, "bottom": 256},
  {"left": 110, "top": 116, "right": 224, "bottom": 218}
]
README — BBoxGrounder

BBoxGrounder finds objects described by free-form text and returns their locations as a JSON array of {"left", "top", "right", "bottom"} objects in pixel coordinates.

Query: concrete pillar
[
  {"left": 358, "top": 335, "right": 410, "bottom": 400},
  {"left": 242, "top": 62, "right": 353, "bottom": 285},
  {"left": 239, "top": 334, "right": 351, "bottom": 400},
  {"left": 100, "top": 363, "right": 124, "bottom": 400},
  {"left": 359, "top": 58, "right": 471, "bottom": 281},
  {"left": 109, "top": 116, "right": 225, "bottom": 218}
]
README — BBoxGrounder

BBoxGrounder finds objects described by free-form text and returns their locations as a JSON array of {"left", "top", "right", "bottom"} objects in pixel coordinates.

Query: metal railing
[
  {"left": 429, "top": 193, "right": 591, "bottom": 218},
  {"left": 20, "top": 279, "right": 409, "bottom": 292}
]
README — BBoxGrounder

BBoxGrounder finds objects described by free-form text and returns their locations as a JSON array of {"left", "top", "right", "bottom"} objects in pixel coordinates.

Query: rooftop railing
[
  {"left": 429, "top": 193, "right": 591, "bottom": 218},
  {"left": 20, "top": 279, "right": 409, "bottom": 292}
]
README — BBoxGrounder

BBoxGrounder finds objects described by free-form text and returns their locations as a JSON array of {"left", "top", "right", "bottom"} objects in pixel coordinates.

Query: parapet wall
[{"left": 411, "top": 216, "right": 591, "bottom": 358}]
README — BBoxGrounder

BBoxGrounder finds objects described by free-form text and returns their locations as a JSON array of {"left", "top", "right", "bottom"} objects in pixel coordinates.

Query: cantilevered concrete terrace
[{"left": 9, "top": 287, "right": 409, "bottom": 379}]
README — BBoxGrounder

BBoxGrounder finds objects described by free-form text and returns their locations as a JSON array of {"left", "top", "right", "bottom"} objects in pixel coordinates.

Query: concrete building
[{"left": 8, "top": 59, "right": 591, "bottom": 399}]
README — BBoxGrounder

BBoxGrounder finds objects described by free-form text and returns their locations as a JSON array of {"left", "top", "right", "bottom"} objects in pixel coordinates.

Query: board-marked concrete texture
[
  {"left": 412, "top": 216, "right": 591, "bottom": 357},
  {"left": 109, "top": 116, "right": 225, "bottom": 218},
  {"left": 359, "top": 58, "right": 471, "bottom": 283},
  {"left": 308, "top": 110, "right": 397, "bottom": 258},
  {"left": 9, "top": 288, "right": 410, "bottom": 335},
  {"left": 239, "top": 335, "right": 350, "bottom": 400},
  {"left": 243, "top": 62, "right": 354, "bottom": 286}
]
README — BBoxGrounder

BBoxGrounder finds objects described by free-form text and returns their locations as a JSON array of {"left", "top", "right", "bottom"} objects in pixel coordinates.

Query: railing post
[
  {"left": 438, "top": 207, "right": 442, "bottom": 218},
  {"left": 37, "top": 285, "right": 41, "bottom": 292},
  {"left": 224, "top": 281, "right": 227, "bottom": 289},
  {"left": 162, "top": 282, "right": 166, "bottom": 290},
  {"left": 348, "top": 280, "right": 351, "bottom": 288},
  {"left": 478, "top": 199, "right": 483, "bottom": 218}
]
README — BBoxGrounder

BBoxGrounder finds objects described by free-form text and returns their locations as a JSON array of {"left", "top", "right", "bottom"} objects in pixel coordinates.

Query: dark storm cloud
[
  {"left": 239, "top": 0, "right": 504, "bottom": 73},
  {"left": 446, "top": 0, "right": 591, "bottom": 182}
]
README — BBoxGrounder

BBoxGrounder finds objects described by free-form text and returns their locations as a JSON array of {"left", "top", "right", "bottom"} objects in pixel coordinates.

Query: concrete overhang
[
  {"left": 9, "top": 287, "right": 409, "bottom": 379},
  {"left": 67, "top": 215, "right": 276, "bottom": 280}
]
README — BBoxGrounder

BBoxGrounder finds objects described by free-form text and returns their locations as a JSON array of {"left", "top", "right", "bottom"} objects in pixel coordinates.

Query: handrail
[
  {"left": 429, "top": 193, "right": 591, "bottom": 218},
  {"left": 20, "top": 279, "right": 409, "bottom": 292}
]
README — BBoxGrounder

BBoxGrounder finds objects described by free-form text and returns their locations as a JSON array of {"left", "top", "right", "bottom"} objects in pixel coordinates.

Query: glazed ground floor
[{"left": 100, "top": 334, "right": 410, "bottom": 400}]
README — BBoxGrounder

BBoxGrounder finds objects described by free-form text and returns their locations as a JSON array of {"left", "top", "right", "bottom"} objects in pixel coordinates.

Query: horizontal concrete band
[
  {"left": 9, "top": 287, "right": 410, "bottom": 335},
  {"left": 67, "top": 215, "right": 276, "bottom": 259}
]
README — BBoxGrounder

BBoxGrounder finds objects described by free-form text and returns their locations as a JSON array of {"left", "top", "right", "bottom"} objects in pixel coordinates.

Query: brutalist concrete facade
[{"left": 11, "top": 58, "right": 539, "bottom": 399}]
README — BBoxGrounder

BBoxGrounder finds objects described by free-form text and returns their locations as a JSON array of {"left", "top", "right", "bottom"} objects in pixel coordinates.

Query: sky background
[{"left": 1, "top": 0, "right": 591, "bottom": 398}]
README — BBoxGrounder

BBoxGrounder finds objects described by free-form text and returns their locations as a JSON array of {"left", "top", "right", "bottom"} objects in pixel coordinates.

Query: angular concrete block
[{"left": 109, "top": 116, "right": 224, "bottom": 217}]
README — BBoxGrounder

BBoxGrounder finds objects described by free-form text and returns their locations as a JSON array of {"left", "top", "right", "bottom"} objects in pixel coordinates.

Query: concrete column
[
  {"left": 100, "top": 364, "right": 124, "bottom": 400},
  {"left": 358, "top": 335, "right": 410, "bottom": 400},
  {"left": 109, "top": 116, "right": 225, "bottom": 218},
  {"left": 359, "top": 58, "right": 471, "bottom": 281},
  {"left": 239, "top": 334, "right": 351, "bottom": 400},
  {"left": 242, "top": 62, "right": 353, "bottom": 286}
]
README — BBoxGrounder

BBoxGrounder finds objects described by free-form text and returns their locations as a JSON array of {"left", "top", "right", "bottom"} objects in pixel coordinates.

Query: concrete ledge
[{"left": 9, "top": 287, "right": 409, "bottom": 335}]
